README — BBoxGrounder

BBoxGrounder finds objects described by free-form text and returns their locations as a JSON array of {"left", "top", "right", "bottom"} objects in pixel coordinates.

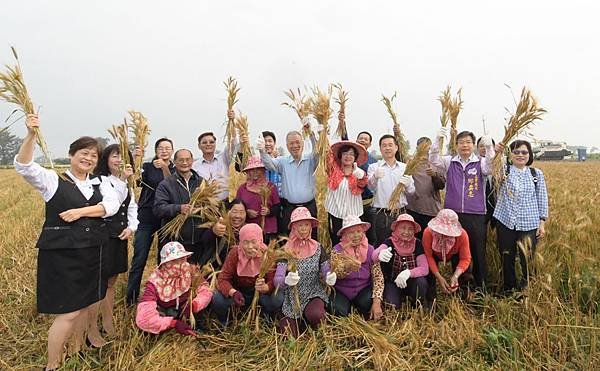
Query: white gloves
[
  {"left": 398, "top": 174, "right": 411, "bottom": 187},
  {"left": 256, "top": 135, "right": 265, "bottom": 151},
  {"left": 437, "top": 127, "right": 450, "bottom": 139},
  {"left": 480, "top": 135, "right": 493, "bottom": 147},
  {"left": 284, "top": 271, "right": 300, "bottom": 286},
  {"left": 325, "top": 271, "right": 337, "bottom": 286},
  {"left": 352, "top": 163, "right": 365, "bottom": 179},
  {"left": 394, "top": 269, "right": 411, "bottom": 289},
  {"left": 374, "top": 167, "right": 386, "bottom": 179},
  {"left": 378, "top": 247, "right": 393, "bottom": 263}
]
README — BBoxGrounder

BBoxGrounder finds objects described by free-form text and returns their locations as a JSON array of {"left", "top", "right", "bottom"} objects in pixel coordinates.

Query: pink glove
[
  {"left": 232, "top": 291, "right": 245, "bottom": 307},
  {"left": 174, "top": 320, "right": 195, "bottom": 336}
]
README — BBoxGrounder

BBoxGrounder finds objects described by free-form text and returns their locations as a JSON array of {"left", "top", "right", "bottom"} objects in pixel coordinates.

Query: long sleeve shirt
[
  {"left": 192, "top": 140, "right": 238, "bottom": 201},
  {"left": 216, "top": 246, "right": 276, "bottom": 296},
  {"left": 106, "top": 175, "right": 139, "bottom": 232},
  {"left": 260, "top": 136, "right": 318, "bottom": 204},
  {"left": 422, "top": 228, "right": 471, "bottom": 274},
  {"left": 493, "top": 165, "right": 548, "bottom": 231},
  {"left": 14, "top": 158, "right": 120, "bottom": 217},
  {"left": 367, "top": 160, "right": 416, "bottom": 209}
]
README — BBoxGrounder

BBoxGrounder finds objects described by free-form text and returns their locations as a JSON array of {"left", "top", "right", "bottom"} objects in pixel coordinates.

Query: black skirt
[
  {"left": 37, "top": 245, "right": 109, "bottom": 314},
  {"left": 105, "top": 237, "right": 128, "bottom": 277}
]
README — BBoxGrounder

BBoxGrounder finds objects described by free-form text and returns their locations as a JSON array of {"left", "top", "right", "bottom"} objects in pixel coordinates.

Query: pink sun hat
[
  {"left": 337, "top": 215, "right": 371, "bottom": 236},
  {"left": 428, "top": 209, "right": 463, "bottom": 237},
  {"left": 288, "top": 206, "right": 319, "bottom": 229},
  {"left": 391, "top": 213, "right": 422, "bottom": 233},
  {"left": 242, "top": 156, "right": 265, "bottom": 172},
  {"left": 158, "top": 241, "right": 193, "bottom": 266}
]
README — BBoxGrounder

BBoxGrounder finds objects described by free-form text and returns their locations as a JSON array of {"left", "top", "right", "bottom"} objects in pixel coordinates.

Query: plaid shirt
[{"left": 493, "top": 165, "right": 548, "bottom": 231}]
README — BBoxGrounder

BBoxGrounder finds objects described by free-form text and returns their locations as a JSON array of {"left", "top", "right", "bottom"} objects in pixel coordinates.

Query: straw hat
[
  {"left": 330, "top": 140, "right": 369, "bottom": 166},
  {"left": 337, "top": 215, "right": 371, "bottom": 236},
  {"left": 428, "top": 209, "right": 463, "bottom": 237},
  {"left": 158, "top": 241, "right": 193, "bottom": 266},
  {"left": 288, "top": 206, "right": 319, "bottom": 229},
  {"left": 242, "top": 156, "right": 265, "bottom": 172},
  {"left": 391, "top": 213, "right": 422, "bottom": 233}
]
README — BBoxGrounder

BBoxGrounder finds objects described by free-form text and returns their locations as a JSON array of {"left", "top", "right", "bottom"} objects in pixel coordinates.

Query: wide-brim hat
[
  {"left": 428, "top": 209, "right": 462, "bottom": 237},
  {"left": 337, "top": 215, "right": 371, "bottom": 236},
  {"left": 330, "top": 140, "right": 369, "bottom": 167},
  {"left": 391, "top": 213, "right": 422, "bottom": 233},
  {"left": 242, "top": 155, "right": 265, "bottom": 172},
  {"left": 159, "top": 241, "right": 193, "bottom": 266},
  {"left": 288, "top": 206, "right": 319, "bottom": 229}
]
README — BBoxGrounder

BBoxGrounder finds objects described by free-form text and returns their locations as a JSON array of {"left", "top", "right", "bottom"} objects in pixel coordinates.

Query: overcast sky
[{"left": 2, "top": 1, "right": 599, "bottom": 157}]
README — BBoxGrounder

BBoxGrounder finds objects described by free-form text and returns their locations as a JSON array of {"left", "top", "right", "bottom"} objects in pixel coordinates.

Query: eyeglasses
[
  {"left": 201, "top": 140, "right": 216, "bottom": 145},
  {"left": 511, "top": 150, "right": 529, "bottom": 156}
]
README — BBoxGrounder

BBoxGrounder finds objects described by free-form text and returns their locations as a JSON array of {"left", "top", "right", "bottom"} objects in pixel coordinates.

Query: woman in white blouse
[
  {"left": 325, "top": 141, "right": 369, "bottom": 245},
  {"left": 14, "top": 115, "right": 120, "bottom": 370}
]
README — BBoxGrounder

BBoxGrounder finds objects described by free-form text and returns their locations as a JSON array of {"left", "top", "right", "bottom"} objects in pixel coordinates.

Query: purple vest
[
  {"left": 333, "top": 244, "right": 374, "bottom": 300},
  {"left": 444, "top": 159, "right": 486, "bottom": 215}
]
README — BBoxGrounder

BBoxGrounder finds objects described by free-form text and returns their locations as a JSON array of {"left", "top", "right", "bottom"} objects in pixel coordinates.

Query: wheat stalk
[
  {"left": 448, "top": 88, "right": 463, "bottom": 156},
  {"left": 235, "top": 113, "right": 252, "bottom": 168},
  {"left": 224, "top": 76, "right": 239, "bottom": 152},
  {"left": 128, "top": 110, "right": 151, "bottom": 184},
  {"left": 492, "top": 87, "right": 546, "bottom": 191},
  {"left": 0, "top": 47, "right": 59, "bottom": 174},
  {"left": 437, "top": 86, "right": 452, "bottom": 155},
  {"left": 311, "top": 85, "right": 333, "bottom": 253},
  {"left": 333, "top": 83, "right": 349, "bottom": 139},
  {"left": 387, "top": 140, "right": 431, "bottom": 215},
  {"left": 329, "top": 250, "right": 361, "bottom": 279},
  {"left": 258, "top": 184, "right": 271, "bottom": 230},
  {"left": 282, "top": 87, "right": 314, "bottom": 138},
  {"left": 108, "top": 119, "right": 134, "bottom": 188},
  {"left": 381, "top": 92, "right": 409, "bottom": 162}
]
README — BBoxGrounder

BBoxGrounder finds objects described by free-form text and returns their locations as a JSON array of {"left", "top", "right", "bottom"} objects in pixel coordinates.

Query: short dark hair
[
  {"left": 336, "top": 145, "right": 358, "bottom": 162},
  {"left": 229, "top": 198, "right": 248, "bottom": 211},
  {"left": 262, "top": 131, "right": 276, "bottom": 143},
  {"left": 456, "top": 131, "right": 476, "bottom": 144},
  {"left": 417, "top": 137, "right": 431, "bottom": 146},
  {"left": 173, "top": 149, "right": 193, "bottom": 161},
  {"left": 68, "top": 136, "right": 102, "bottom": 157},
  {"left": 154, "top": 138, "right": 173, "bottom": 151},
  {"left": 477, "top": 136, "right": 496, "bottom": 146},
  {"left": 95, "top": 143, "right": 135, "bottom": 177},
  {"left": 357, "top": 131, "right": 372, "bottom": 143},
  {"left": 379, "top": 134, "right": 401, "bottom": 161},
  {"left": 198, "top": 132, "right": 217, "bottom": 144},
  {"left": 509, "top": 140, "right": 534, "bottom": 166}
]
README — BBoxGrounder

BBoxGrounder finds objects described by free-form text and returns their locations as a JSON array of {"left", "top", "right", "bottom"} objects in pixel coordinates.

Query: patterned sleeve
[{"left": 370, "top": 262, "right": 384, "bottom": 299}]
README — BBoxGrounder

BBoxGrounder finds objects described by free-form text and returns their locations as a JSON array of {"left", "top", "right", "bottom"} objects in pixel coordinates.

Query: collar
[
  {"left": 380, "top": 159, "right": 400, "bottom": 168},
  {"left": 65, "top": 170, "right": 100, "bottom": 186},
  {"left": 287, "top": 154, "right": 306, "bottom": 164},
  {"left": 451, "top": 152, "right": 479, "bottom": 165}
]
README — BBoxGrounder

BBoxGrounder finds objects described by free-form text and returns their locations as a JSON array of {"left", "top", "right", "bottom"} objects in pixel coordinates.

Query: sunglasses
[{"left": 511, "top": 150, "right": 529, "bottom": 156}]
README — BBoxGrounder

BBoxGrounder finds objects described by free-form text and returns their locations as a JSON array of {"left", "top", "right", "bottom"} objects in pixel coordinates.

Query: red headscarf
[
  {"left": 245, "top": 170, "right": 268, "bottom": 193},
  {"left": 284, "top": 221, "right": 318, "bottom": 259},
  {"left": 327, "top": 153, "right": 364, "bottom": 195},
  {"left": 148, "top": 259, "right": 195, "bottom": 303},
  {"left": 236, "top": 223, "right": 267, "bottom": 277},
  {"left": 339, "top": 225, "right": 369, "bottom": 263}
]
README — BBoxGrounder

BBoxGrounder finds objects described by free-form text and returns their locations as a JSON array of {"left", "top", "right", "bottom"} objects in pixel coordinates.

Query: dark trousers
[
  {"left": 328, "top": 213, "right": 343, "bottom": 246},
  {"left": 457, "top": 213, "right": 487, "bottom": 289},
  {"left": 210, "top": 289, "right": 283, "bottom": 325},
  {"left": 383, "top": 278, "right": 428, "bottom": 308},
  {"left": 496, "top": 222, "right": 538, "bottom": 292},
  {"left": 370, "top": 208, "right": 401, "bottom": 247},
  {"left": 328, "top": 286, "right": 373, "bottom": 317},
  {"left": 182, "top": 240, "right": 212, "bottom": 266},
  {"left": 127, "top": 223, "right": 160, "bottom": 305},
  {"left": 361, "top": 202, "right": 375, "bottom": 245},
  {"left": 406, "top": 209, "right": 435, "bottom": 240},
  {"left": 280, "top": 199, "right": 317, "bottom": 238}
]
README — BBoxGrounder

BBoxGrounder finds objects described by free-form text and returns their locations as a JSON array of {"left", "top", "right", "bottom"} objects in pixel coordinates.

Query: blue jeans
[
  {"left": 210, "top": 289, "right": 283, "bottom": 325},
  {"left": 126, "top": 223, "right": 159, "bottom": 305}
]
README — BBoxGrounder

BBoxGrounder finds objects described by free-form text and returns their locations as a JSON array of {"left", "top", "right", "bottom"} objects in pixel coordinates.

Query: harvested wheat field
[{"left": 1, "top": 162, "right": 599, "bottom": 370}]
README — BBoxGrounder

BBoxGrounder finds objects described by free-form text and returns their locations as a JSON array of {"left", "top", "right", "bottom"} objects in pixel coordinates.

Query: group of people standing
[{"left": 15, "top": 110, "right": 548, "bottom": 370}]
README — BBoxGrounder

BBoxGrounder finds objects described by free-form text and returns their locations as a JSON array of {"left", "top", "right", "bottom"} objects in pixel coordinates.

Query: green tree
[{"left": 0, "top": 131, "right": 23, "bottom": 165}]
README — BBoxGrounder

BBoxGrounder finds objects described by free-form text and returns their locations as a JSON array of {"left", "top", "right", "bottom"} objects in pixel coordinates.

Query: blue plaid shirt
[
  {"left": 493, "top": 165, "right": 548, "bottom": 231},
  {"left": 265, "top": 169, "right": 283, "bottom": 197}
]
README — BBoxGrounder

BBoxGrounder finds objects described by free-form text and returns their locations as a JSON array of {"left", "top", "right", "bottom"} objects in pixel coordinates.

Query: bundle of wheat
[
  {"left": 235, "top": 113, "right": 252, "bottom": 168},
  {"left": 437, "top": 86, "right": 452, "bottom": 155},
  {"left": 108, "top": 119, "right": 134, "bottom": 188},
  {"left": 224, "top": 76, "right": 239, "bottom": 152},
  {"left": 387, "top": 140, "right": 431, "bottom": 215},
  {"left": 282, "top": 87, "right": 313, "bottom": 138},
  {"left": 258, "top": 184, "right": 271, "bottom": 230},
  {"left": 381, "top": 92, "right": 409, "bottom": 162},
  {"left": 329, "top": 250, "right": 361, "bottom": 279},
  {"left": 158, "top": 180, "right": 221, "bottom": 241},
  {"left": 448, "top": 88, "right": 463, "bottom": 156},
  {"left": 492, "top": 87, "right": 546, "bottom": 190},
  {"left": 311, "top": 85, "right": 333, "bottom": 253},
  {"left": 0, "top": 47, "right": 57, "bottom": 172},
  {"left": 128, "top": 110, "right": 151, "bottom": 181},
  {"left": 333, "top": 83, "right": 349, "bottom": 139}
]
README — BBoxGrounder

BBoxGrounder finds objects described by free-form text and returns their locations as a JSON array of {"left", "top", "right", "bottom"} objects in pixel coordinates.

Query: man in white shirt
[{"left": 367, "top": 134, "right": 415, "bottom": 246}]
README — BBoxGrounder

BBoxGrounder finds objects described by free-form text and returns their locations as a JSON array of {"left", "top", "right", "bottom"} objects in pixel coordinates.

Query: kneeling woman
[
  {"left": 422, "top": 209, "right": 471, "bottom": 300},
  {"left": 14, "top": 115, "right": 121, "bottom": 370},
  {"left": 136, "top": 242, "right": 213, "bottom": 336},
  {"left": 274, "top": 207, "right": 337, "bottom": 337},
  {"left": 329, "top": 215, "right": 384, "bottom": 320},
  {"left": 211, "top": 223, "right": 283, "bottom": 325},
  {"left": 373, "top": 214, "right": 429, "bottom": 308}
]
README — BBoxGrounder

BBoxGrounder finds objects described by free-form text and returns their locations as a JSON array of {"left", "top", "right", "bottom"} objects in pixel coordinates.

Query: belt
[
  {"left": 372, "top": 206, "right": 406, "bottom": 214},
  {"left": 281, "top": 198, "right": 315, "bottom": 208}
]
